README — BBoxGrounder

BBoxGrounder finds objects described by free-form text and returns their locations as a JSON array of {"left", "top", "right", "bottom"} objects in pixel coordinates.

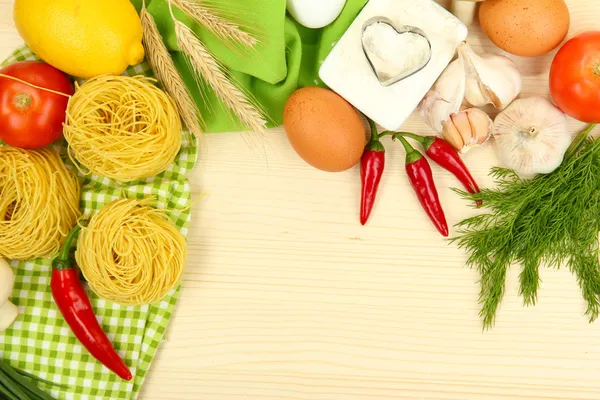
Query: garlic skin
[
  {"left": 493, "top": 97, "right": 570, "bottom": 176},
  {"left": 458, "top": 43, "right": 522, "bottom": 109},
  {"left": 0, "top": 258, "right": 18, "bottom": 333},
  {"left": 442, "top": 108, "right": 493, "bottom": 153},
  {"left": 418, "top": 55, "right": 465, "bottom": 133},
  {"left": 419, "top": 41, "right": 522, "bottom": 133}
]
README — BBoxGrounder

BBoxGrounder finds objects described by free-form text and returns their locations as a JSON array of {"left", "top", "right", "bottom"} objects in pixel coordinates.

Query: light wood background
[{"left": 2, "top": 1, "right": 600, "bottom": 399}]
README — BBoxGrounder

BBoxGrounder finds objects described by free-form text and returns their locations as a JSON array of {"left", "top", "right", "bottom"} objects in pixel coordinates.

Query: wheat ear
[
  {"left": 173, "top": 20, "right": 267, "bottom": 134},
  {"left": 140, "top": 5, "right": 203, "bottom": 137},
  {"left": 170, "top": 0, "right": 257, "bottom": 49}
]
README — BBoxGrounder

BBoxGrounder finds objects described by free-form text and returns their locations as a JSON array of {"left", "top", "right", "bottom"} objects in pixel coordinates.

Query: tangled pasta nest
[
  {"left": 0, "top": 147, "right": 81, "bottom": 260},
  {"left": 76, "top": 198, "right": 187, "bottom": 305},
  {"left": 63, "top": 75, "right": 182, "bottom": 182}
]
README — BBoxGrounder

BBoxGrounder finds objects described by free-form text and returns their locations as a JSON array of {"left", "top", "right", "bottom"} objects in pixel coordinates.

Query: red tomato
[
  {"left": 0, "top": 61, "right": 74, "bottom": 149},
  {"left": 550, "top": 31, "right": 600, "bottom": 123}
]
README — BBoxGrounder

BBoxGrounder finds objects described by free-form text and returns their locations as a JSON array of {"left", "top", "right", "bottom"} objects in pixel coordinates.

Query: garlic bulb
[
  {"left": 493, "top": 97, "right": 570, "bottom": 176},
  {"left": 418, "top": 55, "right": 465, "bottom": 133},
  {"left": 419, "top": 42, "right": 522, "bottom": 133},
  {"left": 442, "top": 108, "right": 493, "bottom": 153},
  {"left": 458, "top": 43, "right": 522, "bottom": 109}
]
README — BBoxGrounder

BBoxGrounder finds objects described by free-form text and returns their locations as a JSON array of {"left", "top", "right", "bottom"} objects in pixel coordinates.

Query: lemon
[{"left": 14, "top": 0, "right": 145, "bottom": 79}]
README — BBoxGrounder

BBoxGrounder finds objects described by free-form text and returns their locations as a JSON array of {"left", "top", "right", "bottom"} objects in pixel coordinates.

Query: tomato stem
[
  {"left": 594, "top": 63, "right": 600, "bottom": 77},
  {"left": 12, "top": 93, "right": 32, "bottom": 110}
]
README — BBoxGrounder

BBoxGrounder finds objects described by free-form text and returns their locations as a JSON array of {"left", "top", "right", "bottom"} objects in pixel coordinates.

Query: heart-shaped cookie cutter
[{"left": 361, "top": 17, "right": 432, "bottom": 87}]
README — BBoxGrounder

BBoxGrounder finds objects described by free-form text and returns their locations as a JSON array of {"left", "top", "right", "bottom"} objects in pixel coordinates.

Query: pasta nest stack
[{"left": 63, "top": 75, "right": 182, "bottom": 182}]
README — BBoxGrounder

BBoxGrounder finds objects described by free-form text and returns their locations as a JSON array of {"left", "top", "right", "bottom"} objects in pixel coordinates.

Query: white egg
[{"left": 287, "top": 0, "right": 347, "bottom": 29}]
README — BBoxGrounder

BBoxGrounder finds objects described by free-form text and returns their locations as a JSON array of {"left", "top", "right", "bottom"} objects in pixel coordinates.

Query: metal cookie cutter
[{"left": 361, "top": 17, "right": 432, "bottom": 87}]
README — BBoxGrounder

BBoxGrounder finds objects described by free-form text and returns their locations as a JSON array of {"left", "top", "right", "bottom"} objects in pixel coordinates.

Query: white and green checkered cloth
[{"left": 0, "top": 46, "right": 198, "bottom": 399}]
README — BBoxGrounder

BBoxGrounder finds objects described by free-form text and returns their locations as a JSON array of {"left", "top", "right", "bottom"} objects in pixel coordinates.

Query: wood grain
[{"left": 2, "top": 1, "right": 600, "bottom": 399}]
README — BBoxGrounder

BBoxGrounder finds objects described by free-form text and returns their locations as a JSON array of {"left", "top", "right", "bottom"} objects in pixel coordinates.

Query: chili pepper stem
[
  {"left": 53, "top": 225, "right": 82, "bottom": 271},
  {"left": 390, "top": 131, "right": 423, "bottom": 142},
  {"left": 395, "top": 135, "right": 412, "bottom": 152},
  {"left": 365, "top": 119, "right": 385, "bottom": 152},
  {"left": 380, "top": 130, "right": 418, "bottom": 140},
  {"left": 367, "top": 118, "right": 379, "bottom": 141},
  {"left": 395, "top": 135, "right": 423, "bottom": 164},
  {"left": 385, "top": 131, "right": 439, "bottom": 150}
]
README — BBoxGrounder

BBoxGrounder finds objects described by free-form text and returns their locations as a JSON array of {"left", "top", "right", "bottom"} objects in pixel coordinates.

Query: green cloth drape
[{"left": 131, "top": 0, "right": 368, "bottom": 132}]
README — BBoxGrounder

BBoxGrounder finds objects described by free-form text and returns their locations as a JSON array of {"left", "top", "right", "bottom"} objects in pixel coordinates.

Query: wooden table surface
[{"left": 2, "top": 1, "right": 600, "bottom": 399}]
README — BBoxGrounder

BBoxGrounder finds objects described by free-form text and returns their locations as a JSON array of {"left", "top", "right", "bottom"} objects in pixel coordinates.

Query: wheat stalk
[
  {"left": 140, "top": 4, "right": 203, "bottom": 137},
  {"left": 170, "top": 0, "right": 258, "bottom": 49},
  {"left": 173, "top": 19, "right": 266, "bottom": 134}
]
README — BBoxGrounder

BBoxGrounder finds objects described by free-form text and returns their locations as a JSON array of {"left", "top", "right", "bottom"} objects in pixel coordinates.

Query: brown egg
[
  {"left": 283, "top": 87, "right": 366, "bottom": 172},
  {"left": 479, "top": 0, "right": 570, "bottom": 57}
]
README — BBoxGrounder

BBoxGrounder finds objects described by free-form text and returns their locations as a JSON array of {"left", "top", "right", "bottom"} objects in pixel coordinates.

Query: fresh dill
[{"left": 451, "top": 124, "right": 600, "bottom": 329}]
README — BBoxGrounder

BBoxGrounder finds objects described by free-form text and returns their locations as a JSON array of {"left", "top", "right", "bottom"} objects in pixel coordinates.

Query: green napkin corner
[{"left": 132, "top": 0, "right": 368, "bottom": 133}]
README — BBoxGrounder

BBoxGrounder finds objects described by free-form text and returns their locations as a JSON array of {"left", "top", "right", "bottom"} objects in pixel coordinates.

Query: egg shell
[
  {"left": 287, "top": 0, "right": 347, "bottom": 29},
  {"left": 479, "top": 0, "right": 570, "bottom": 57},
  {"left": 283, "top": 87, "right": 366, "bottom": 172}
]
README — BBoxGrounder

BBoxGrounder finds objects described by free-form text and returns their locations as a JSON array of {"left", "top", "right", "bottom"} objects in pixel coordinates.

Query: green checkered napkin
[{"left": 0, "top": 46, "right": 198, "bottom": 399}]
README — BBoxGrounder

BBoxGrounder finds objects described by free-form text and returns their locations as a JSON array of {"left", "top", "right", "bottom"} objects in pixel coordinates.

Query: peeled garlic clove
[
  {"left": 458, "top": 43, "right": 522, "bottom": 109},
  {"left": 442, "top": 119, "right": 465, "bottom": 150},
  {"left": 451, "top": 112, "right": 473, "bottom": 145},
  {"left": 443, "top": 108, "right": 493, "bottom": 153},
  {"left": 493, "top": 96, "right": 570, "bottom": 176},
  {"left": 465, "top": 108, "right": 493, "bottom": 145},
  {"left": 418, "top": 55, "right": 466, "bottom": 133}
]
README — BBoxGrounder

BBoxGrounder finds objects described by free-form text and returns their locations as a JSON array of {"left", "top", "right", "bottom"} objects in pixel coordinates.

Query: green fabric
[
  {"left": 0, "top": 46, "right": 198, "bottom": 400},
  {"left": 131, "top": 0, "right": 368, "bottom": 133}
]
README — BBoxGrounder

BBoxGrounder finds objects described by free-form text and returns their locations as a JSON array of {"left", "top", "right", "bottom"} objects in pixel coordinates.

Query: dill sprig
[{"left": 451, "top": 124, "right": 600, "bottom": 329}]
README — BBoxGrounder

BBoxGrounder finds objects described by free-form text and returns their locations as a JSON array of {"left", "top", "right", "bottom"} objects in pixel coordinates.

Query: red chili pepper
[
  {"left": 397, "top": 136, "right": 449, "bottom": 237},
  {"left": 360, "top": 119, "right": 385, "bottom": 225},
  {"left": 400, "top": 133, "right": 481, "bottom": 204},
  {"left": 51, "top": 225, "right": 132, "bottom": 381}
]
